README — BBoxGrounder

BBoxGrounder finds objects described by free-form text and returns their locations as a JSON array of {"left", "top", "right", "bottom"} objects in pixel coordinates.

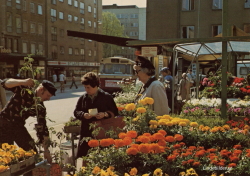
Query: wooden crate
[{"left": 0, "top": 169, "right": 10, "bottom": 176}]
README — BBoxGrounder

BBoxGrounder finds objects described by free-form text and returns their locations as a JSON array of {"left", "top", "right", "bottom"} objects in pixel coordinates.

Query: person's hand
[
  {"left": 44, "top": 150, "right": 52, "bottom": 164},
  {"left": 23, "top": 78, "right": 34, "bottom": 87},
  {"left": 96, "top": 112, "right": 105, "bottom": 119},
  {"left": 84, "top": 113, "right": 93, "bottom": 119}
]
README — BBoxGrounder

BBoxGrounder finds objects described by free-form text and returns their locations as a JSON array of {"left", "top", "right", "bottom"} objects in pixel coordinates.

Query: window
[
  {"left": 182, "top": 0, "right": 194, "bottom": 11},
  {"left": 60, "top": 46, "right": 64, "bottom": 54},
  {"left": 51, "top": 27, "right": 57, "bottom": 41},
  {"left": 59, "top": 0, "right": 63, "bottom": 2},
  {"left": 7, "top": 0, "right": 11, "bottom": 6},
  {"left": 16, "top": 0, "right": 21, "bottom": 9},
  {"left": 59, "top": 12, "right": 64, "bottom": 19},
  {"left": 131, "top": 23, "right": 138, "bottom": 27},
  {"left": 74, "top": 0, "right": 78, "bottom": 7},
  {"left": 88, "top": 6, "right": 91, "bottom": 12},
  {"left": 75, "top": 48, "right": 79, "bottom": 55},
  {"left": 74, "top": 16, "right": 78, "bottom": 22},
  {"left": 51, "top": 9, "right": 57, "bottom": 22},
  {"left": 31, "top": 43, "right": 36, "bottom": 54},
  {"left": 212, "top": 0, "right": 222, "bottom": 9},
  {"left": 38, "top": 24, "right": 43, "bottom": 35},
  {"left": 244, "top": 24, "right": 250, "bottom": 33},
  {"left": 80, "top": 48, "right": 84, "bottom": 55},
  {"left": 30, "top": 23, "right": 36, "bottom": 33},
  {"left": 68, "top": 14, "right": 72, "bottom": 22},
  {"left": 38, "top": 5, "right": 42, "bottom": 15},
  {"left": 88, "top": 50, "right": 92, "bottom": 56},
  {"left": 68, "top": 0, "right": 72, "bottom": 5},
  {"left": 60, "top": 29, "right": 64, "bottom": 37},
  {"left": 23, "top": 0, "right": 27, "bottom": 11},
  {"left": 181, "top": 26, "right": 194, "bottom": 38},
  {"left": 38, "top": 44, "right": 43, "bottom": 55},
  {"left": 13, "top": 39, "right": 18, "bottom": 52},
  {"left": 23, "top": 21, "right": 27, "bottom": 32},
  {"left": 80, "top": 2, "right": 84, "bottom": 14},
  {"left": 94, "top": 22, "right": 96, "bottom": 28},
  {"left": 52, "top": 45, "right": 57, "bottom": 59},
  {"left": 69, "top": 47, "right": 73, "bottom": 54},
  {"left": 88, "top": 21, "right": 91, "bottom": 27},
  {"left": 212, "top": 25, "right": 222, "bottom": 37},
  {"left": 51, "top": 0, "right": 56, "bottom": 5},
  {"left": 80, "top": 18, "right": 84, "bottom": 24},
  {"left": 22, "top": 42, "right": 27, "bottom": 53},
  {"left": 245, "top": 0, "right": 250, "bottom": 8},
  {"left": 94, "top": 8, "right": 96, "bottom": 18},
  {"left": 7, "top": 12, "right": 12, "bottom": 32},
  {"left": 94, "top": 0, "right": 96, "bottom": 4},
  {"left": 16, "top": 15, "right": 21, "bottom": 33},
  {"left": 130, "top": 14, "right": 138, "bottom": 18},
  {"left": 30, "top": 3, "right": 35, "bottom": 13},
  {"left": 94, "top": 50, "right": 96, "bottom": 57}
]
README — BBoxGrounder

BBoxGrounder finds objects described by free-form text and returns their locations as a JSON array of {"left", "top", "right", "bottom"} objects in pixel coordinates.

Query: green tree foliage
[{"left": 102, "top": 11, "right": 127, "bottom": 58}]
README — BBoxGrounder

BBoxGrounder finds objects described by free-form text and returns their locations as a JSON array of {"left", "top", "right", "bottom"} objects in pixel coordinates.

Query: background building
[
  {"left": 103, "top": 4, "right": 146, "bottom": 60},
  {"left": 0, "top": 0, "right": 103, "bottom": 81}
]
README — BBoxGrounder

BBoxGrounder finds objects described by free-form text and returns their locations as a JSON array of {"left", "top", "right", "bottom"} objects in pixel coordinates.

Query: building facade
[
  {"left": 0, "top": 0, "right": 102, "bottom": 81},
  {"left": 103, "top": 4, "right": 146, "bottom": 60},
  {"left": 147, "top": 0, "right": 250, "bottom": 39}
]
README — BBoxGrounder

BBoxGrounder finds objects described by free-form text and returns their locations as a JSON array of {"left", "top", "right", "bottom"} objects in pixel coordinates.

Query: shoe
[{"left": 76, "top": 87, "right": 78, "bottom": 89}]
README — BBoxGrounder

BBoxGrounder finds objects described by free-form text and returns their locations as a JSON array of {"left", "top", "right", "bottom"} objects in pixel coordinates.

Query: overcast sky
[{"left": 102, "top": 0, "right": 146, "bottom": 8}]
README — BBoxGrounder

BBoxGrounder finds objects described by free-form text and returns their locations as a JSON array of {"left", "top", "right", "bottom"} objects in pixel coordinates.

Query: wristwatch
[{"left": 104, "top": 112, "right": 109, "bottom": 117}]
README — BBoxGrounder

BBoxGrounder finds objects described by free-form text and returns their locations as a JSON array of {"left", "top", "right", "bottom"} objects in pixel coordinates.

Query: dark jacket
[{"left": 74, "top": 88, "right": 118, "bottom": 157}]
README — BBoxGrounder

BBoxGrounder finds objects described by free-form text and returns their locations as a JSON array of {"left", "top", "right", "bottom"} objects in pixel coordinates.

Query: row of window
[
  {"left": 116, "top": 14, "right": 138, "bottom": 19},
  {"left": 182, "top": 0, "right": 250, "bottom": 11},
  {"left": 181, "top": 24, "right": 250, "bottom": 38},
  {"left": 57, "top": 0, "right": 97, "bottom": 6},
  {"left": 121, "top": 23, "right": 139, "bottom": 27}
]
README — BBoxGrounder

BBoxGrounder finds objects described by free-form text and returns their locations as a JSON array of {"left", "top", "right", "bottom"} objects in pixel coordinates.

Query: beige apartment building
[
  {"left": 103, "top": 4, "right": 146, "bottom": 60},
  {"left": 0, "top": 0, "right": 102, "bottom": 81}
]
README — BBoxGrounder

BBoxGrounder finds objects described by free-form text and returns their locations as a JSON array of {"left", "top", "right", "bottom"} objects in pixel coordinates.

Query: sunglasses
[{"left": 135, "top": 70, "right": 141, "bottom": 74}]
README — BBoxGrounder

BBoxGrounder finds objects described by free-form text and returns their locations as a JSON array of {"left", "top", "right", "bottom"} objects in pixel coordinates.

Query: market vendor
[
  {"left": 0, "top": 78, "right": 57, "bottom": 165},
  {"left": 134, "top": 56, "right": 169, "bottom": 115}
]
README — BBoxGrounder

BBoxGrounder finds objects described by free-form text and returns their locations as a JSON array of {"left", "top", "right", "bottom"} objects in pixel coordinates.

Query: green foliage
[
  {"left": 102, "top": 11, "right": 127, "bottom": 58},
  {"left": 64, "top": 116, "right": 81, "bottom": 127}
]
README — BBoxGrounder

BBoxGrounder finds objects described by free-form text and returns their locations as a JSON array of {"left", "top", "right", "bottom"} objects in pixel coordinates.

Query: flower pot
[
  {"left": 0, "top": 169, "right": 10, "bottom": 176},
  {"left": 32, "top": 163, "right": 62, "bottom": 176},
  {"left": 63, "top": 125, "right": 81, "bottom": 133}
]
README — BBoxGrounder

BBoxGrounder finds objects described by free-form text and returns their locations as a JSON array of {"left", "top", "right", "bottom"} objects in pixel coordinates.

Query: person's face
[
  {"left": 161, "top": 71, "right": 167, "bottom": 76},
  {"left": 37, "top": 87, "right": 53, "bottom": 101},
  {"left": 134, "top": 67, "right": 144, "bottom": 81},
  {"left": 84, "top": 85, "right": 98, "bottom": 96}
]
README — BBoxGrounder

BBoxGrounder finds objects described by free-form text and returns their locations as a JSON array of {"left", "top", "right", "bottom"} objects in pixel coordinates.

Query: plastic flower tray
[
  {"left": 64, "top": 125, "right": 81, "bottom": 133},
  {"left": 0, "top": 169, "right": 11, "bottom": 176}
]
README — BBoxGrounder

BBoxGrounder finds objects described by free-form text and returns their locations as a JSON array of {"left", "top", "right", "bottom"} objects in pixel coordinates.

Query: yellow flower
[
  {"left": 138, "top": 99, "right": 147, "bottom": 105},
  {"left": 137, "top": 107, "right": 146, "bottom": 113},
  {"left": 125, "top": 103, "right": 136, "bottom": 111},
  {"left": 129, "top": 167, "right": 138, "bottom": 176},
  {"left": 92, "top": 166, "right": 101, "bottom": 174},
  {"left": 124, "top": 173, "right": 130, "bottom": 176},
  {"left": 150, "top": 125, "right": 158, "bottom": 129},
  {"left": 190, "top": 122, "right": 198, "bottom": 128},
  {"left": 142, "top": 174, "right": 149, "bottom": 176},
  {"left": 165, "top": 121, "right": 173, "bottom": 126},
  {"left": 179, "top": 122, "right": 187, "bottom": 127},
  {"left": 179, "top": 172, "right": 186, "bottom": 176},
  {"left": 153, "top": 168, "right": 163, "bottom": 176},
  {"left": 223, "top": 125, "right": 230, "bottom": 130},
  {"left": 156, "top": 116, "right": 163, "bottom": 120},
  {"left": 162, "top": 115, "right": 171, "bottom": 119},
  {"left": 149, "top": 120, "right": 158, "bottom": 125},
  {"left": 132, "top": 116, "right": 140, "bottom": 122},
  {"left": 144, "top": 97, "right": 154, "bottom": 105}
]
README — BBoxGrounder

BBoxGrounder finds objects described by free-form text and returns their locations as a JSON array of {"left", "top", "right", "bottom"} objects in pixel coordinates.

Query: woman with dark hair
[
  {"left": 134, "top": 56, "right": 169, "bottom": 115},
  {"left": 74, "top": 72, "right": 118, "bottom": 158}
]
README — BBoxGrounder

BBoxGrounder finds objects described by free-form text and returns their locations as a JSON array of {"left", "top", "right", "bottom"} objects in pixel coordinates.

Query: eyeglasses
[{"left": 135, "top": 70, "right": 141, "bottom": 74}]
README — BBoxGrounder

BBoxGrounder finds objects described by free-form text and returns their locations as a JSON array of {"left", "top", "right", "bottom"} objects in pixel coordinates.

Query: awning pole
[{"left": 221, "top": 0, "right": 228, "bottom": 119}]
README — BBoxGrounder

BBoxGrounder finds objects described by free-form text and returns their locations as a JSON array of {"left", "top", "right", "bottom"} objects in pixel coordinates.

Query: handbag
[{"left": 92, "top": 116, "right": 125, "bottom": 139}]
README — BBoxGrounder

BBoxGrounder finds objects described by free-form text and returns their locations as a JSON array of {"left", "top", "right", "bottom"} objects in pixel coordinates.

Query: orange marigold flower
[
  {"left": 100, "top": 139, "right": 114, "bottom": 147},
  {"left": 187, "top": 159, "right": 194, "bottom": 164},
  {"left": 233, "top": 145, "right": 241, "bottom": 149},
  {"left": 129, "top": 167, "right": 138, "bottom": 176},
  {"left": 230, "top": 156, "right": 239, "bottom": 162},
  {"left": 217, "top": 162, "right": 225, "bottom": 166},
  {"left": 127, "top": 131, "right": 138, "bottom": 138},
  {"left": 114, "top": 139, "right": 125, "bottom": 148},
  {"left": 130, "top": 144, "right": 139, "bottom": 149},
  {"left": 167, "top": 155, "right": 176, "bottom": 162},
  {"left": 179, "top": 142, "right": 185, "bottom": 146},
  {"left": 149, "top": 136, "right": 156, "bottom": 142},
  {"left": 192, "top": 161, "right": 200, "bottom": 167},
  {"left": 144, "top": 97, "right": 154, "bottom": 105},
  {"left": 182, "top": 161, "right": 188, "bottom": 165},
  {"left": 117, "top": 107, "right": 124, "bottom": 111},
  {"left": 233, "top": 150, "right": 242, "bottom": 156},
  {"left": 174, "top": 134, "right": 184, "bottom": 141},
  {"left": 157, "top": 130, "right": 167, "bottom": 136},
  {"left": 173, "top": 144, "right": 181, "bottom": 149},
  {"left": 228, "top": 163, "right": 237, "bottom": 167},
  {"left": 153, "top": 133, "right": 165, "bottom": 140},
  {"left": 142, "top": 133, "right": 151, "bottom": 137},
  {"left": 179, "top": 122, "right": 187, "bottom": 126},
  {"left": 118, "top": 132, "right": 127, "bottom": 139},
  {"left": 136, "top": 136, "right": 150, "bottom": 143},
  {"left": 165, "top": 136, "right": 175, "bottom": 142},
  {"left": 126, "top": 147, "right": 139, "bottom": 155},
  {"left": 207, "top": 148, "right": 217, "bottom": 153},
  {"left": 210, "top": 160, "right": 218, "bottom": 165},
  {"left": 92, "top": 166, "right": 101, "bottom": 174},
  {"left": 138, "top": 144, "right": 150, "bottom": 153},
  {"left": 190, "top": 122, "right": 199, "bottom": 128},
  {"left": 149, "top": 143, "right": 160, "bottom": 152},
  {"left": 188, "top": 146, "right": 197, "bottom": 150},
  {"left": 157, "top": 139, "right": 166, "bottom": 146},
  {"left": 136, "top": 107, "right": 146, "bottom": 113},
  {"left": 88, "top": 139, "right": 99, "bottom": 147},
  {"left": 123, "top": 137, "right": 132, "bottom": 145}
]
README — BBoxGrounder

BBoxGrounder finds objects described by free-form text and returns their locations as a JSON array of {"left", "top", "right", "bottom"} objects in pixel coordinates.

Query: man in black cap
[{"left": 0, "top": 78, "right": 57, "bottom": 167}]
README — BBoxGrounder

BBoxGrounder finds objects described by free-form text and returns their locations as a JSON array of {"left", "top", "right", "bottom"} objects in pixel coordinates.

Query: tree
[{"left": 102, "top": 11, "right": 127, "bottom": 58}]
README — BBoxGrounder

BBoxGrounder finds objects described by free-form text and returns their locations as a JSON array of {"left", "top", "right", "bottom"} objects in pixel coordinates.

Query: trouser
[
  {"left": 166, "top": 91, "right": 173, "bottom": 112},
  {"left": 70, "top": 81, "right": 78, "bottom": 89},
  {"left": 60, "top": 81, "right": 65, "bottom": 92}
]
